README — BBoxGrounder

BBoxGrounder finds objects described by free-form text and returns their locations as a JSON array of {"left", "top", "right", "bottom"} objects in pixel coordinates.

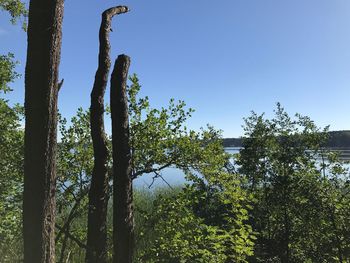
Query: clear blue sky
[{"left": 1, "top": 0, "right": 350, "bottom": 137}]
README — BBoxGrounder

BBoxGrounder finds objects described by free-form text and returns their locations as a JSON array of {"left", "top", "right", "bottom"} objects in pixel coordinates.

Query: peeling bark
[
  {"left": 86, "top": 6, "right": 129, "bottom": 263},
  {"left": 23, "top": 0, "right": 64, "bottom": 262},
  {"left": 110, "top": 55, "right": 133, "bottom": 263}
]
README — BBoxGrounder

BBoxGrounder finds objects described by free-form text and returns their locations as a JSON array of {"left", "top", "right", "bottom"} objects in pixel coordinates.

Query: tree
[
  {"left": 0, "top": 6, "right": 25, "bottom": 261},
  {"left": 23, "top": 0, "right": 64, "bottom": 261},
  {"left": 0, "top": 100, "right": 23, "bottom": 262},
  {"left": 50, "top": 73, "right": 256, "bottom": 261},
  {"left": 86, "top": 6, "right": 128, "bottom": 263},
  {"left": 0, "top": 53, "right": 20, "bottom": 92},
  {"left": 135, "top": 131, "right": 255, "bottom": 262},
  {"left": 238, "top": 104, "right": 350, "bottom": 262},
  {"left": 125, "top": 75, "right": 255, "bottom": 261},
  {"left": 110, "top": 54, "right": 133, "bottom": 263},
  {"left": 0, "top": 0, "right": 27, "bottom": 28},
  {"left": 56, "top": 109, "right": 93, "bottom": 262},
  {"left": 0, "top": 53, "right": 24, "bottom": 262}
]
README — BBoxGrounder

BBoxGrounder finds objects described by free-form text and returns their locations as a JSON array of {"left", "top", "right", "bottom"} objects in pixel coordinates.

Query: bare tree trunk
[
  {"left": 110, "top": 55, "right": 133, "bottom": 263},
  {"left": 86, "top": 6, "right": 129, "bottom": 263},
  {"left": 23, "top": 0, "right": 64, "bottom": 262}
]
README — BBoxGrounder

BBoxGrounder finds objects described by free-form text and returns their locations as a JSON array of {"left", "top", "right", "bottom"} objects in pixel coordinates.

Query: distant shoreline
[{"left": 223, "top": 130, "right": 350, "bottom": 148}]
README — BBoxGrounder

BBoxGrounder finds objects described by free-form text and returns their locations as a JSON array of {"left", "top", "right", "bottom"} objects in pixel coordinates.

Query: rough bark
[
  {"left": 110, "top": 55, "right": 133, "bottom": 263},
  {"left": 86, "top": 6, "right": 129, "bottom": 263},
  {"left": 23, "top": 0, "right": 64, "bottom": 262}
]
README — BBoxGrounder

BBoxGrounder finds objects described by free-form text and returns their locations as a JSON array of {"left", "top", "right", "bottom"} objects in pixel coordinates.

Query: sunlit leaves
[
  {"left": 0, "top": 0, "right": 27, "bottom": 28},
  {"left": 0, "top": 53, "right": 20, "bottom": 93},
  {"left": 0, "top": 82, "right": 23, "bottom": 262},
  {"left": 238, "top": 104, "right": 350, "bottom": 262}
]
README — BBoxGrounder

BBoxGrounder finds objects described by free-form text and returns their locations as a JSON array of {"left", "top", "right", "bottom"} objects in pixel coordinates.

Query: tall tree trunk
[
  {"left": 23, "top": 0, "right": 64, "bottom": 262},
  {"left": 86, "top": 6, "right": 129, "bottom": 263},
  {"left": 110, "top": 55, "right": 133, "bottom": 263}
]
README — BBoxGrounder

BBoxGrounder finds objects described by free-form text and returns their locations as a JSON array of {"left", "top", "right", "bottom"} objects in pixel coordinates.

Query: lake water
[
  {"left": 133, "top": 148, "right": 239, "bottom": 189},
  {"left": 133, "top": 147, "right": 350, "bottom": 189}
]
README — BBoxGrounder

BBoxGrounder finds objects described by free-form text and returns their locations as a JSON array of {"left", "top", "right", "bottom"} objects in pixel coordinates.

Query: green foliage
[
  {"left": 238, "top": 103, "right": 350, "bottom": 262},
  {"left": 0, "top": 0, "right": 27, "bottom": 28},
  {"left": 132, "top": 119, "right": 255, "bottom": 262},
  {"left": 0, "top": 53, "right": 20, "bottom": 93},
  {"left": 0, "top": 15, "right": 25, "bottom": 261},
  {"left": 133, "top": 187, "right": 182, "bottom": 259},
  {"left": 52, "top": 75, "right": 255, "bottom": 261},
  {"left": 0, "top": 56, "right": 23, "bottom": 261},
  {"left": 55, "top": 108, "right": 93, "bottom": 262},
  {"left": 1, "top": 65, "right": 349, "bottom": 262},
  {"left": 0, "top": 35, "right": 23, "bottom": 261},
  {"left": 126, "top": 75, "right": 254, "bottom": 261},
  {"left": 136, "top": 173, "right": 254, "bottom": 262},
  {"left": 128, "top": 74, "right": 195, "bottom": 178},
  {"left": 57, "top": 107, "right": 93, "bottom": 201},
  {"left": 0, "top": 101, "right": 23, "bottom": 262}
]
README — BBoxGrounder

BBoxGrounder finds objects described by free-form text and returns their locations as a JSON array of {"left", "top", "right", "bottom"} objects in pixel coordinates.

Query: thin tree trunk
[
  {"left": 56, "top": 189, "right": 87, "bottom": 262},
  {"left": 110, "top": 55, "right": 133, "bottom": 263},
  {"left": 56, "top": 187, "right": 88, "bottom": 243},
  {"left": 55, "top": 225, "right": 87, "bottom": 250},
  {"left": 86, "top": 6, "right": 129, "bottom": 263},
  {"left": 23, "top": 0, "right": 64, "bottom": 262},
  {"left": 58, "top": 224, "right": 70, "bottom": 263}
]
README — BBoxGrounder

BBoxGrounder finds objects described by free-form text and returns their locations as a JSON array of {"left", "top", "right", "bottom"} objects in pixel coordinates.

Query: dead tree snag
[
  {"left": 86, "top": 6, "right": 129, "bottom": 263},
  {"left": 110, "top": 55, "right": 133, "bottom": 263}
]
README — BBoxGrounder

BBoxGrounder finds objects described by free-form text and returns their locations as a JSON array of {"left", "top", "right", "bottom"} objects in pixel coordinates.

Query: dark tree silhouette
[
  {"left": 23, "top": 0, "right": 64, "bottom": 262},
  {"left": 110, "top": 55, "right": 133, "bottom": 263},
  {"left": 86, "top": 6, "right": 129, "bottom": 263}
]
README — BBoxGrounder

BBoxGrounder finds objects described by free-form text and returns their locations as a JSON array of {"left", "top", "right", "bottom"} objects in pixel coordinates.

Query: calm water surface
[
  {"left": 133, "top": 148, "right": 239, "bottom": 189},
  {"left": 133, "top": 147, "right": 350, "bottom": 189}
]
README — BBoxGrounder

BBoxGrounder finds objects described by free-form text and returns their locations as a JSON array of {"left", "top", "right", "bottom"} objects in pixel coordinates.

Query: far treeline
[{"left": 223, "top": 130, "right": 350, "bottom": 148}]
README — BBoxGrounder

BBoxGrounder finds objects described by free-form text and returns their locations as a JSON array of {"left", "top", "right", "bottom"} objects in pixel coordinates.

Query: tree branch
[
  {"left": 56, "top": 187, "right": 89, "bottom": 242},
  {"left": 148, "top": 170, "right": 174, "bottom": 190},
  {"left": 58, "top": 78, "right": 64, "bottom": 92},
  {"left": 132, "top": 160, "right": 175, "bottom": 179},
  {"left": 55, "top": 224, "right": 87, "bottom": 250}
]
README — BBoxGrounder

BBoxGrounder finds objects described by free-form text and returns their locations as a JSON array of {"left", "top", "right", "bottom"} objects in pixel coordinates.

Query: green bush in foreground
[{"left": 135, "top": 174, "right": 255, "bottom": 262}]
